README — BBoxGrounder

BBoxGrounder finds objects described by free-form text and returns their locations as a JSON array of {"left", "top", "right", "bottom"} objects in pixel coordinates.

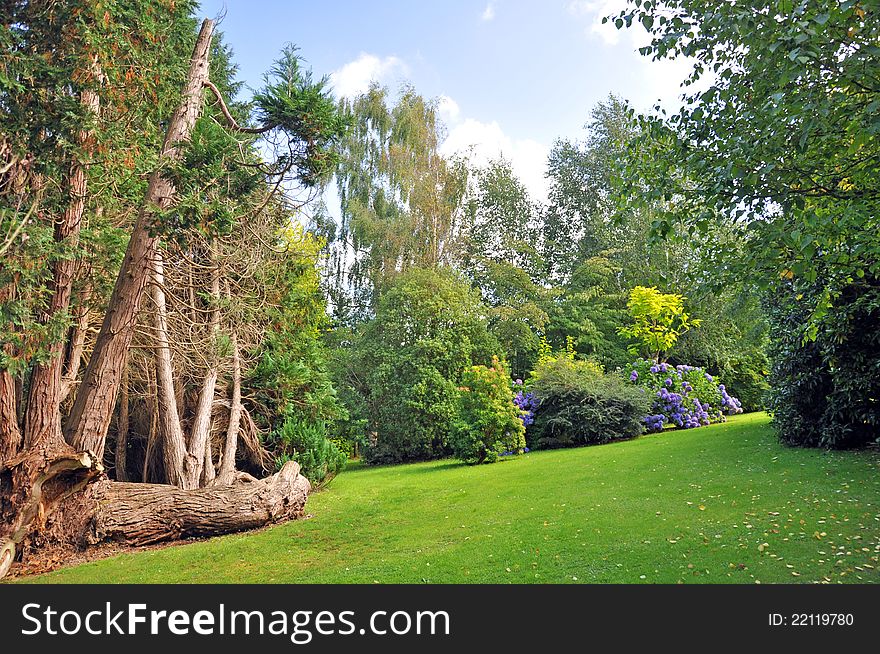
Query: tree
[
  {"left": 461, "top": 159, "right": 548, "bottom": 378},
  {"left": 1, "top": 9, "right": 345, "bottom": 577},
  {"left": 615, "top": 0, "right": 880, "bottom": 334},
  {"left": 327, "top": 85, "right": 469, "bottom": 322},
  {"left": 543, "top": 95, "right": 692, "bottom": 290},
  {"left": 337, "top": 268, "right": 499, "bottom": 464},
  {"left": 619, "top": 286, "right": 699, "bottom": 362},
  {"left": 544, "top": 256, "right": 630, "bottom": 369}
]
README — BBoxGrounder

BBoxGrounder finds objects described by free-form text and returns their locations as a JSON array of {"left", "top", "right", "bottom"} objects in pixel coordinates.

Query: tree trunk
[
  {"left": 0, "top": 282, "right": 21, "bottom": 461},
  {"left": 152, "top": 248, "right": 191, "bottom": 488},
  {"left": 24, "top": 59, "right": 101, "bottom": 451},
  {"left": 215, "top": 333, "right": 242, "bottom": 485},
  {"left": 86, "top": 461, "right": 309, "bottom": 547},
  {"left": 142, "top": 369, "right": 159, "bottom": 483},
  {"left": 60, "top": 299, "right": 90, "bottom": 403},
  {"left": 115, "top": 366, "right": 129, "bottom": 481},
  {"left": 0, "top": 367, "right": 21, "bottom": 463},
  {"left": 186, "top": 246, "right": 221, "bottom": 487},
  {"left": 65, "top": 19, "right": 215, "bottom": 458},
  {"left": 2, "top": 460, "right": 310, "bottom": 578}
]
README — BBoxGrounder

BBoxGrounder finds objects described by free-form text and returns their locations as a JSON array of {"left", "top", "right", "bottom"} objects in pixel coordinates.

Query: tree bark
[
  {"left": 215, "top": 334, "right": 242, "bottom": 485},
  {"left": 65, "top": 19, "right": 215, "bottom": 458},
  {"left": 0, "top": 281, "right": 21, "bottom": 462},
  {"left": 201, "top": 437, "right": 216, "bottom": 486},
  {"left": 0, "top": 367, "right": 21, "bottom": 463},
  {"left": 115, "top": 366, "right": 129, "bottom": 481},
  {"left": 24, "top": 58, "right": 101, "bottom": 451},
  {"left": 86, "top": 461, "right": 309, "bottom": 547}
]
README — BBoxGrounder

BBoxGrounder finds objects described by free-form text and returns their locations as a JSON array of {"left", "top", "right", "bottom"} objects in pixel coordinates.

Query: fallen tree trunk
[
  {"left": 86, "top": 461, "right": 310, "bottom": 546},
  {"left": 1, "top": 460, "right": 310, "bottom": 578}
]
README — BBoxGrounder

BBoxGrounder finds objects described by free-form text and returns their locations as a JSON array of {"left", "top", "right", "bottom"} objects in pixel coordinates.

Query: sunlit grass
[{"left": 24, "top": 412, "right": 880, "bottom": 584}]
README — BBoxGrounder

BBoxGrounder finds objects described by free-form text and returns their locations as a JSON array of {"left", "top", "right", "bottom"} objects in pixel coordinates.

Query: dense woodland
[{"left": 1, "top": 1, "right": 878, "bottom": 578}]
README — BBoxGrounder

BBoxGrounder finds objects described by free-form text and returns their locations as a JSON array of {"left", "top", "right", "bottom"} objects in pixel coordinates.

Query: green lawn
[{"left": 23, "top": 412, "right": 880, "bottom": 583}]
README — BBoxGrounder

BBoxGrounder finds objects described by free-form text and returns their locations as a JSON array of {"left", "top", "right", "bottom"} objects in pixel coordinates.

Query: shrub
[
  {"left": 339, "top": 268, "right": 500, "bottom": 464},
  {"left": 527, "top": 357, "right": 650, "bottom": 449},
  {"left": 512, "top": 380, "right": 539, "bottom": 427},
  {"left": 625, "top": 359, "right": 742, "bottom": 432},
  {"left": 452, "top": 358, "right": 526, "bottom": 464},
  {"left": 269, "top": 416, "right": 347, "bottom": 486},
  {"left": 767, "top": 277, "right": 880, "bottom": 449}
]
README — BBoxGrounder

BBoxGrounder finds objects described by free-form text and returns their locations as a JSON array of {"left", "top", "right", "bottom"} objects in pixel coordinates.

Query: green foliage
[
  {"left": 767, "top": 274, "right": 880, "bottom": 449},
  {"left": 338, "top": 268, "right": 499, "bottom": 464},
  {"left": 329, "top": 85, "right": 469, "bottom": 322},
  {"left": 616, "top": 0, "right": 880, "bottom": 338},
  {"left": 452, "top": 357, "right": 526, "bottom": 464},
  {"left": 619, "top": 286, "right": 699, "bottom": 361},
  {"left": 543, "top": 255, "right": 630, "bottom": 369},
  {"left": 247, "top": 224, "right": 346, "bottom": 443},
  {"left": 1, "top": 0, "right": 199, "bottom": 370},
  {"left": 527, "top": 356, "right": 649, "bottom": 450},
  {"left": 270, "top": 415, "right": 347, "bottom": 486},
  {"left": 462, "top": 159, "right": 548, "bottom": 379},
  {"left": 161, "top": 117, "right": 261, "bottom": 240},
  {"left": 252, "top": 46, "right": 348, "bottom": 187}
]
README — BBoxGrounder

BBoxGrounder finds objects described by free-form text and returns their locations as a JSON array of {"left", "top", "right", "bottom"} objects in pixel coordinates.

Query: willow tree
[
  {"left": 327, "top": 85, "right": 469, "bottom": 322},
  {"left": 0, "top": 5, "right": 345, "bottom": 578}
]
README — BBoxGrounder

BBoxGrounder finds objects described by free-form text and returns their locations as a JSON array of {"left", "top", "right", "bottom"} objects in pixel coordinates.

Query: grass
[{"left": 22, "top": 412, "right": 880, "bottom": 584}]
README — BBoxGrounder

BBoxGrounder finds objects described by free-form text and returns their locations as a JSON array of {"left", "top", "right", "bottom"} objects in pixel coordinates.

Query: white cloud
[
  {"left": 330, "top": 53, "right": 407, "bottom": 99},
  {"left": 437, "top": 95, "right": 461, "bottom": 123},
  {"left": 567, "top": 0, "right": 644, "bottom": 47},
  {"left": 440, "top": 117, "right": 550, "bottom": 203},
  {"left": 481, "top": 2, "right": 496, "bottom": 21}
]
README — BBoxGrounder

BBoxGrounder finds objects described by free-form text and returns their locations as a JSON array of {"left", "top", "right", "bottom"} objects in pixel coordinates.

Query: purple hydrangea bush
[
  {"left": 626, "top": 360, "right": 743, "bottom": 433},
  {"left": 513, "top": 379, "right": 539, "bottom": 428}
]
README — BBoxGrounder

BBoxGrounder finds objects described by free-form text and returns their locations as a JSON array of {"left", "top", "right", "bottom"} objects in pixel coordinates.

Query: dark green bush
[
  {"left": 338, "top": 268, "right": 499, "bottom": 464},
  {"left": 528, "top": 357, "right": 650, "bottom": 449},
  {"left": 767, "top": 276, "right": 880, "bottom": 449}
]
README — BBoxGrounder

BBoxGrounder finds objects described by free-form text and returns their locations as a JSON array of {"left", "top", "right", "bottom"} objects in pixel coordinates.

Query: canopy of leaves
[
  {"left": 615, "top": 0, "right": 880, "bottom": 335},
  {"left": 619, "top": 285, "right": 699, "bottom": 361},
  {"left": 328, "top": 85, "right": 469, "bottom": 322}
]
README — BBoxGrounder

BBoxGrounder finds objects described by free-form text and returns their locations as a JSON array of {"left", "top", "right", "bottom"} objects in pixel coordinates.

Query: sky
[{"left": 197, "top": 0, "right": 694, "bottom": 202}]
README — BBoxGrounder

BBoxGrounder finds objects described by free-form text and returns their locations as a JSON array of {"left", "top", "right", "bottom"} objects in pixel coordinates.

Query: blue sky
[{"left": 198, "top": 1, "right": 693, "bottom": 200}]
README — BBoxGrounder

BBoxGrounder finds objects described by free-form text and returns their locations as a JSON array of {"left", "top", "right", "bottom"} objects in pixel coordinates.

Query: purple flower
[{"left": 630, "top": 370, "right": 639, "bottom": 382}]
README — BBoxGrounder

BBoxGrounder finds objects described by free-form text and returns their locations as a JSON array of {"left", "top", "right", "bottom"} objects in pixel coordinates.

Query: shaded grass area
[{"left": 24, "top": 413, "right": 880, "bottom": 583}]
